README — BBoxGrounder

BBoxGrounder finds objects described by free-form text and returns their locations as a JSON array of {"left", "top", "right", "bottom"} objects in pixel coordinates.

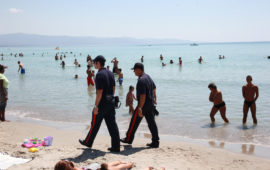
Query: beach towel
[{"left": 0, "top": 152, "right": 31, "bottom": 169}]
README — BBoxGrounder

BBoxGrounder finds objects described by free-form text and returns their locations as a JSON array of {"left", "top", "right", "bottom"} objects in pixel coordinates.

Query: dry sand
[{"left": 0, "top": 122, "right": 270, "bottom": 170}]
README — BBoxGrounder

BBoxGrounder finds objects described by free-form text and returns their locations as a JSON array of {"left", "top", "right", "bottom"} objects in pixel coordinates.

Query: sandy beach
[{"left": 0, "top": 122, "right": 270, "bottom": 170}]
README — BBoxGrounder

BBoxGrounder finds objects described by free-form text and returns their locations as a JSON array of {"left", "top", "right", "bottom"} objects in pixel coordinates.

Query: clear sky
[{"left": 1, "top": 0, "right": 270, "bottom": 42}]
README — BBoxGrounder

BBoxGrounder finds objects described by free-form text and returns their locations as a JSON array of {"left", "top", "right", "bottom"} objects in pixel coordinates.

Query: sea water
[{"left": 1, "top": 43, "right": 270, "bottom": 148}]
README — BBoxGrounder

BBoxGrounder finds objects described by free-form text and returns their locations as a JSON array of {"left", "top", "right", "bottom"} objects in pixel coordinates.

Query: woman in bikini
[{"left": 208, "top": 83, "right": 229, "bottom": 123}]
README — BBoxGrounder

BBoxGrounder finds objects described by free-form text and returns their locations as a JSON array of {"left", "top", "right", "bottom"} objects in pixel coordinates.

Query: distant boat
[
  {"left": 190, "top": 43, "right": 199, "bottom": 46},
  {"left": 55, "top": 46, "right": 60, "bottom": 50}
]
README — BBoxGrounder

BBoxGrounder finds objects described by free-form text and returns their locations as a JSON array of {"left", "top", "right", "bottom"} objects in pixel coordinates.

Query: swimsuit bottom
[
  {"left": 214, "top": 101, "right": 225, "bottom": 109},
  {"left": 119, "top": 78, "right": 123, "bottom": 84},
  {"left": 245, "top": 100, "right": 254, "bottom": 108}
]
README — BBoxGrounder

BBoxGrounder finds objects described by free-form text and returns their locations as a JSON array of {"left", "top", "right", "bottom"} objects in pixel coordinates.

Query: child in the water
[{"left": 126, "top": 85, "right": 136, "bottom": 115}]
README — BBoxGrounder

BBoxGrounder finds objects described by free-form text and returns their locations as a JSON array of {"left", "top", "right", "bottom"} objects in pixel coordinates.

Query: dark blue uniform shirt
[
  {"left": 95, "top": 68, "right": 115, "bottom": 105},
  {"left": 136, "top": 73, "right": 156, "bottom": 107}
]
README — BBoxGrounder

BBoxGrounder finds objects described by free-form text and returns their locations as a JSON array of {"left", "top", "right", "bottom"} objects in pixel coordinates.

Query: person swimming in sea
[
  {"left": 160, "top": 54, "right": 164, "bottom": 60},
  {"left": 60, "top": 61, "right": 65, "bottom": 68},
  {"left": 162, "top": 62, "right": 166, "bottom": 67},
  {"left": 198, "top": 56, "right": 203, "bottom": 63},
  {"left": 179, "top": 57, "right": 182, "bottom": 66},
  {"left": 170, "top": 60, "right": 174, "bottom": 64},
  {"left": 18, "top": 61, "right": 25, "bottom": 74},
  {"left": 242, "top": 75, "right": 259, "bottom": 125},
  {"left": 74, "top": 59, "right": 79, "bottom": 66},
  {"left": 141, "top": 55, "right": 144, "bottom": 62},
  {"left": 55, "top": 54, "right": 58, "bottom": 60},
  {"left": 208, "top": 83, "right": 229, "bottom": 124}
]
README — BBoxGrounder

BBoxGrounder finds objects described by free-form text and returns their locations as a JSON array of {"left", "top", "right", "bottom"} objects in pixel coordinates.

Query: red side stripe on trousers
[
  {"left": 126, "top": 108, "right": 138, "bottom": 142},
  {"left": 86, "top": 114, "right": 97, "bottom": 143}
]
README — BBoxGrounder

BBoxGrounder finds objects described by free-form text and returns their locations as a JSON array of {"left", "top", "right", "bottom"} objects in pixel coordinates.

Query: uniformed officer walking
[
  {"left": 121, "top": 63, "right": 160, "bottom": 148},
  {"left": 79, "top": 55, "right": 120, "bottom": 152}
]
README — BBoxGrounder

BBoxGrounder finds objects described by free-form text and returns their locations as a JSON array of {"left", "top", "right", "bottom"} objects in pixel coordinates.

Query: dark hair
[
  {"left": 246, "top": 75, "right": 252, "bottom": 81},
  {"left": 129, "top": 85, "right": 134, "bottom": 91},
  {"left": 101, "top": 163, "right": 108, "bottom": 170},
  {"left": 0, "top": 65, "right": 4, "bottom": 72},
  {"left": 208, "top": 83, "right": 217, "bottom": 89},
  {"left": 54, "top": 160, "right": 74, "bottom": 170},
  {"left": 94, "top": 55, "right": 106, "bottom": 67},
  {"left": 18, "top": 61, "right": 20, "bottom": 64}
]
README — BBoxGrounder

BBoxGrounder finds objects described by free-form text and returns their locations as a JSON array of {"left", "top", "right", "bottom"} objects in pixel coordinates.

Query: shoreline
[
  {"left": 6, "top": 115, "right": 270, "bottom": 159},
  {"left": 1, "top": 121, "right": 270, "bottom": 169}
]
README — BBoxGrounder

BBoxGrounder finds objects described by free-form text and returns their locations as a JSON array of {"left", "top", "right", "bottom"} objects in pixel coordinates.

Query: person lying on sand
[{"left": 54, "top": 160, "right": 134, "bottom": 170}]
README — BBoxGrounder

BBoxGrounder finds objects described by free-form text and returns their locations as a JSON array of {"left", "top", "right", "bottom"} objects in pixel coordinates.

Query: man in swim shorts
[
  {"left": 208, "top": 83, "right": 229, "bottom": 123},
  {"left": 242, "top": 75, "right": 259, "bottom": 125},
  {"left": 18, "top": 61, "right": 25, "bottom": 74}
]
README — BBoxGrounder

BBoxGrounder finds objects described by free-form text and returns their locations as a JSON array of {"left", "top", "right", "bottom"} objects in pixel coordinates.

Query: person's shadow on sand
[
  {"left": 66, "top": 148, "right": 106, "bottom": 163},
  {"left": 119, "top": 145, "right": 148, "bottom": 156},
  {"left": 66, "top": 146, "right": 148, "bottom": 162}
]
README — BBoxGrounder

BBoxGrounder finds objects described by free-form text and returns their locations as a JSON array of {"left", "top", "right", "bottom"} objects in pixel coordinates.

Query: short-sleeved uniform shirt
[
  {"left": 95, "top": 68, "right": 115, "bottom": 105},
  {"left": 136, "top": 73, "right": 156, "bottom": 107}
]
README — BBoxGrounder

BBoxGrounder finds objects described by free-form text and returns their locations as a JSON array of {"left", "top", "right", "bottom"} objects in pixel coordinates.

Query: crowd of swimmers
[{"left": 0, "top": 51, "right": 261, "bottom": 126}]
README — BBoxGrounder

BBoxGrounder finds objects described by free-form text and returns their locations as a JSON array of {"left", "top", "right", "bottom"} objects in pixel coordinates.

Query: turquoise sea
[{"left": 1, "top": 43, "right": 270, "bottom": 151}]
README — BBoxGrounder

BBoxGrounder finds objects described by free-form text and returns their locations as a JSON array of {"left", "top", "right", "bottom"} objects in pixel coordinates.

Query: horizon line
[{"left": 0, "top": 32, "right": 270, "bottom": 44}]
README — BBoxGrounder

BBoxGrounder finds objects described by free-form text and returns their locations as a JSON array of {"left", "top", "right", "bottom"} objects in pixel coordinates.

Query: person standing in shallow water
[
  {"left": 18, "top": 61, "right": 25, "bottom": 74},
  {"left": 0, "top": 65, "right": 9, "bottom": 122},
  {"left": 208, "top": 83, "right": 229, "bottom": 124},
  {"left": 242, "top": 75, "right": 259, "bottom": 125}
]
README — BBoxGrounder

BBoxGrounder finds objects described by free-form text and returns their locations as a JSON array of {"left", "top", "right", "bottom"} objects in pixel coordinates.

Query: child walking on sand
[{"left": 126, "top": 85, "right": 136, "bottom": 115}]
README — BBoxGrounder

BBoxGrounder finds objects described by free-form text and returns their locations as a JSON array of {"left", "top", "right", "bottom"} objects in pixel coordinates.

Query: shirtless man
[
  {"left": 18, "top": 61, "right": 25, "bottom": 74},
  {"left": 198, "top": 56, "right": 203, "bottom": 63},
  {"left": 74, "top": 59, "right": 79, "bottom": 66},
  {"left": 111, "top": 57, "right": 119, "bottom": 73},
  {"left": 242, "top": 75, "right": 259, "bottom": 124},
  {"left": 160, "top": 54, "right": 163, "bottom": 60},
  {"left": 117, "top": 69, "right": 123, "bottom": 86},
  {"left": 208, "top": 83, "right": 229, "bottom": 123}
]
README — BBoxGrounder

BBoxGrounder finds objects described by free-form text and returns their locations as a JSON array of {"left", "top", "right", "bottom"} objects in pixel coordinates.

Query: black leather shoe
[
  {"left": 79, "top": 139, "right": 91, "bottom": 148},
  {"left": 146, "top": 142, "right": 159, "bottom": 148},
  {"left": 108, "top": 147, "right": 120, "bottom": 153},
  {"left": 120, "top": 138, "right": 132, "bottom": 144}
]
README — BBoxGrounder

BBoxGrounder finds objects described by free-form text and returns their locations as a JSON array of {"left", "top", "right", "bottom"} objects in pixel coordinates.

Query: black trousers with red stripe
[
  {"left": 84, "top": 104, "right": 120, "bottom": 149},
  {"left": 125, "top": 105, "right": 159, "bottom": 144}
]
